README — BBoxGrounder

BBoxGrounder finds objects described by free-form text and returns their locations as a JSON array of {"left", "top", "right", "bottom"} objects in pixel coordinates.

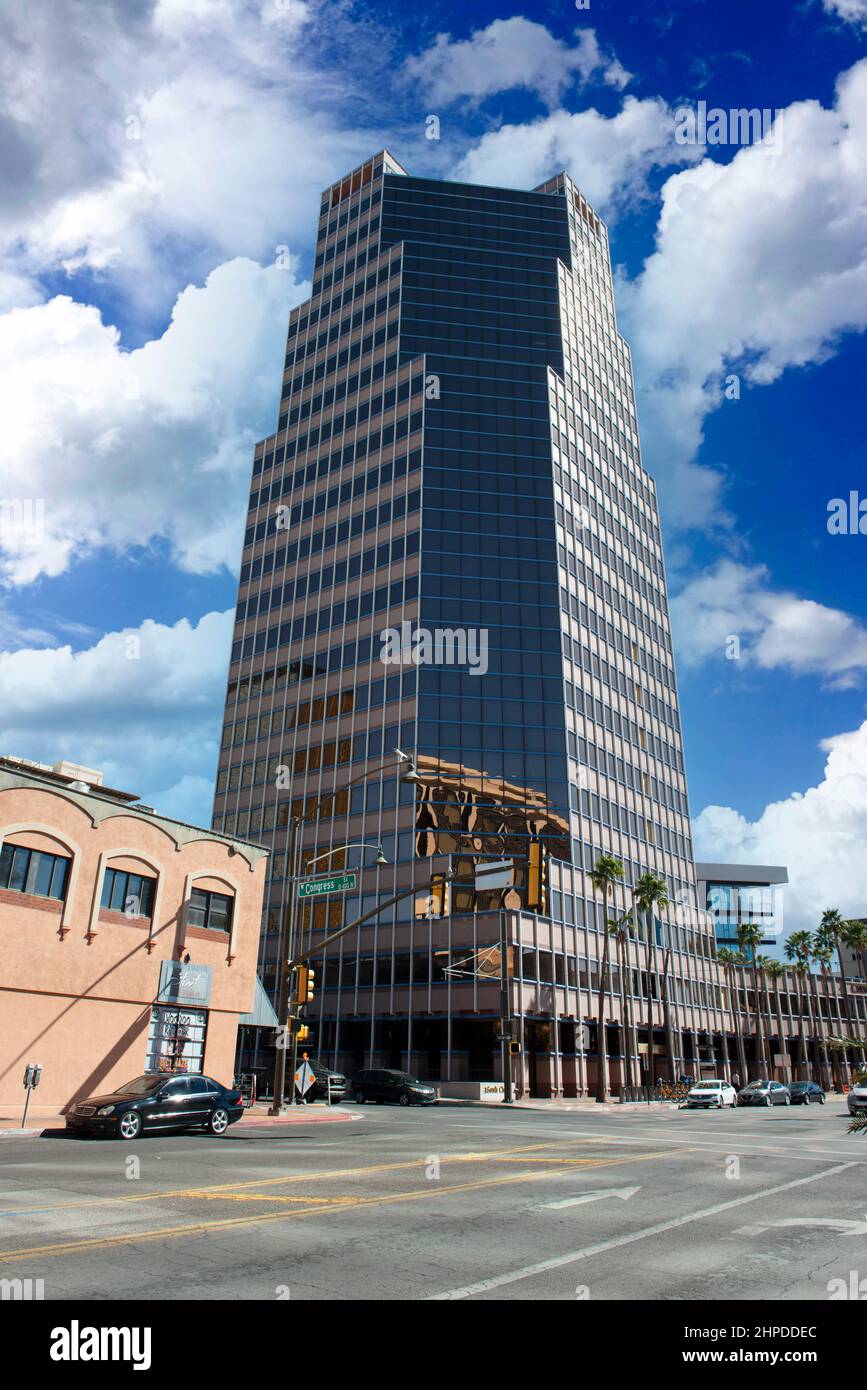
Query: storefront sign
[{"left": 157, "top": 961, "right": 213, "bottom": 1008}]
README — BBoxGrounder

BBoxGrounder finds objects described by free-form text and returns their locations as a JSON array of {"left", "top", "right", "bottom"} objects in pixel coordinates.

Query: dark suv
[
  {"left": 349, "top": 1069, "right": 438, "bottom": 1106},
  {"left": 302, "top": 1060, "right": 346, "bottom": 1104}
]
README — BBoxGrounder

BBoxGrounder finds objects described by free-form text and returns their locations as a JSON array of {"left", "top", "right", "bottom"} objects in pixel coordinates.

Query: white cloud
[
  {"left": 0, "top": 0, "right": 368, "bottom": 317},
  {"left": 404, "top": 20, "right": 630, "bottom": 110},
  {"left": 0, "top": 608, "right": 233, "bottom": 826},
  {"left": 0, "top": 256, "right": 304, "bottom": 585},
  {"left": 618, "top": 60, "right": 867, "bottom": 529},
  {"left": 823, "top": 0, "right": 867, "bottom": 27},
  {"left": 671, "top": 560, "right": 867, "bottom": 688},
  {"left": 693, "top": 720, "right": 867, "bottom": 933},
  {"left": 455, "top": 96, "right": 700, "bottom": 210}
]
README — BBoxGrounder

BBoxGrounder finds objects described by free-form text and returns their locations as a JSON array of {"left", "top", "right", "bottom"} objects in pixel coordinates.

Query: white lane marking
[
  {"left": 482, "top": 1125, "right": 867, "bottom": 1163},
  {"left": 539, "top": 1186, "right": 640, "bottom": 1210},
  {"left": 734, "top": 1216, "right": 867, "bottom": 1237},
  {"left": 427, "top": 1161, "right": 858, "bottom": 1300}
]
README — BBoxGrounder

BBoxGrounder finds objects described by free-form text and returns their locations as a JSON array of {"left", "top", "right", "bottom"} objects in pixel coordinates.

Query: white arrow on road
[
  {"left": 735, "top": 1216, "right": 867, "bottom": 1237},
  {"left": 539, "top": 1186, "right": 641, "bottom": 1210}
]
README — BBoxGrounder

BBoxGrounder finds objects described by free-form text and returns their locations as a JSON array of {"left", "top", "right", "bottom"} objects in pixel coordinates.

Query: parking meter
[{"left": 21, "top": 1062, "right": 42, "bottom": 1128}]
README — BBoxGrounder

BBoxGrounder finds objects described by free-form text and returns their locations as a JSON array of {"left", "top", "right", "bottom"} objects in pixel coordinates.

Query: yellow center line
[
  {"left": 0, "top": 1148, "right": 689, "bottom": 1263},
  {"left": 0, "top": 1134, "right": 616, "bottom": 1218}
]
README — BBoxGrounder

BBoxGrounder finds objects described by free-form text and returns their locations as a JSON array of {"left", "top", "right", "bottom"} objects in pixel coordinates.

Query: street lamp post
[
  {"left": 499, "top": 907, "right": 514, "bottom": 1104},
  {"left": 269, "top": 815, "right": 303, "bottom": 1115},
  {"left": 287, "top": 840, "right": 387, "bottom": 1107},
  {"left": 268, "top": 753, "right": 416, "bottom": 1115}
]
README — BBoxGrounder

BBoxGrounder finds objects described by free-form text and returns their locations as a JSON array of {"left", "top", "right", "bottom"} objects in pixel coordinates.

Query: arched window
[
  {"left": 100, "top": 866, "right": 157, "bottom": 918},
  {"left": 0, "top": 837, "right": 71, "bottom": 901},
  {"left": 188, "top": 884, "right": 234, "bottom": 933}
]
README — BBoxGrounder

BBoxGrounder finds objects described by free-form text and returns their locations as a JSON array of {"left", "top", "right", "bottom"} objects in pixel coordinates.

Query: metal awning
[{"left": 238, "top": 976, "right": 278, "bottom": 1028}]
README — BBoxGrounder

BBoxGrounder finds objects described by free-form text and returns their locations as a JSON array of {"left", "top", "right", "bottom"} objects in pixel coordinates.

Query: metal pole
[
  {"left": 288, "top": 822, "right": 306, "bottom": 1103},
  {"left": 500, "top": 909, "right": 514, "bottom": 1103},
  {"left": 269, "top": 817, "right": 301, "bottom": 1115},
  {"left": 21, "top": 1083, "right": 32, "bottom": 1129}
]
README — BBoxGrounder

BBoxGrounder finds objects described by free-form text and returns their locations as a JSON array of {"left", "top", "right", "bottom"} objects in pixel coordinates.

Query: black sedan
[
  {"left": 788, "top": 1081, "right": 826, "bottom": 1106},
  {"left": 349, "top": 1069, "right": 438, "bottom": 1106},
  {"left": 66, "top": 1073, "right": 244, "bottom": 1139}
]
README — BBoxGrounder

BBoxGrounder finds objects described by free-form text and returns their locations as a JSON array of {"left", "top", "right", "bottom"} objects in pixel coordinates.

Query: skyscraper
[{"left": 213, "top": 151, "right": 729, "bottom": 1096}]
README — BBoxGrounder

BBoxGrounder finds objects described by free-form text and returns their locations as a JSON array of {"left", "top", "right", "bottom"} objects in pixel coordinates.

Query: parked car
[
  {"left": 300, "top": 1060, "right": 346, "bottom": 1104},
  {"left": 788, "top": 1081, "right": 826, "bottom": 1106},
  {"left": 349, "top": 1069, "right": 438, "bottom": 1106},
  {"left": 685, "top": 1079, "right": 738, "bottom": 1108},
  {"left": 66, "top": 1073, "right": 244, "bottom": 1139},
  {"left": 847, "top": 1079, "right": 867, "bottom": 1116},
  {"left": 737, "top": 1080, "right": 792, "bottom": 1107}
]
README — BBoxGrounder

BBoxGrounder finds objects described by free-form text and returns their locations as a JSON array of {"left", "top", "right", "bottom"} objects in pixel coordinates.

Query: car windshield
[
  {"left": 790, "top": 1083, "right": 808, "bottom": 1090},
  {"left": 115, "top": 1075, "right": 165, "bottom": 1096},
  {"left": 693, "top": 1083, "right": 720, "bottom": 1090},
  {"left": 742, "top": 1081, "right": 766, "bottom": 1090}
]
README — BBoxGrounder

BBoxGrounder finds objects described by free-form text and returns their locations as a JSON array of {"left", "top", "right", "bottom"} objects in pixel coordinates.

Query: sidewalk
[
  {"left": 243, "top": 1102, "right": 358, "bottom": 1126},
  {"left": 436, "top": 1096, "right": 683, "bottom": 1113}
]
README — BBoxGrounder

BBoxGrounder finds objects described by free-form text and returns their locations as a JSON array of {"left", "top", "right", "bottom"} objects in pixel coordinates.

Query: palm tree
[
  {"left": 634, "top": 872, "right": 671, "bottom": 1088},
  {"left": 737, "top": 922, "right": 770, "bottom": 1079},
  {"left": 761, "top": 958, "right": 790, "bottom": 1084},
  {"left": 659, "top": 935, "right": 679, "bottom": 1084},
  {"left": 816, "top": 910, "right": 851, "bottom": 1082},
  {"left": 809, "top": 934, "right": 834, "bottom": 1092},
  {"left": 590, "top": 855, "right": 624, "bottom": 1102},
  {"left": 718, "top": 947, "right": 748, "bottom": 1084},
  {"left": 840, "top": 918, "right": 867, "bottom": 1072},
  {"left": 610, "top": 911, "right": 637, "bottom": 1090},
  {"left": 785, "top": 932, "right": 814, "bottom": 1080}
]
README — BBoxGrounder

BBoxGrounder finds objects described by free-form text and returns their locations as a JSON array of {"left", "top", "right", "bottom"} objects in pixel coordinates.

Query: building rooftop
[
  {"left": 695, "top": 862, "right": 788, "bottom": 886},
  {"left": 0, "top": 754, "right": 268, "bottom": 861}
]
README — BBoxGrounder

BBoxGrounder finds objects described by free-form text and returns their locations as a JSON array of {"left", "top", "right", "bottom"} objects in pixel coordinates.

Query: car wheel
[
  {"left": 399, "top": 1093, "right": 410, "bottom": 1107},
  {"left": 118, "top": 1111, "right": 142, "bottom": 1140},
  {"left": 819, "top": 1094, "right": 826, "bottom": 1104},
  {"left": 784, "top": 1095, "right": 791, "bottom": 1106},
  {"left": 764, "top": 1095, "right": 772, "bottom": 1106},
  {"left": 717, "top": 1097, "right": 724, "bottom": 1108},
  {"left": 354, "top": 1091, "right": 366, "bottom": 1104},
  {"left": 209, "top": 1108, "right": 230, "bottom": 1136}
]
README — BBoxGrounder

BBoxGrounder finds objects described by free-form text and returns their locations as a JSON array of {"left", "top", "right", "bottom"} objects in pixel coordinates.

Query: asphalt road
[{"left": 1, "top": 1101, "right": 865, "bottom": 1301}]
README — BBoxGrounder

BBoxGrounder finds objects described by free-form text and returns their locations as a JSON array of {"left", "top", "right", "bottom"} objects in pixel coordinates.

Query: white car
[
  {"left": 847, "top": 1080, "right": 867, "bottom": 1116},
  {"left": 686, "top": 1079, "right": 738, "bottom": 1109}
]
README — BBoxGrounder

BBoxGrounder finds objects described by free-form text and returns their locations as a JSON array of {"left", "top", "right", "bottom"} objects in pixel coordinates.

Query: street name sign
[{"left": 298, "top": 872, "right": 357, "bottom": 898}]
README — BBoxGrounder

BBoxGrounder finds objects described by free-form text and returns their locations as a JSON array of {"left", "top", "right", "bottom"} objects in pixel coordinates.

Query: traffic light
[
  {"left": 509, "top": 1041, "right": 521, "bottom": 1056},
  {"left": 527, "top": 840, "right": 543, "bottom": 911},
  {"left": 430, "top": 873, "right": 450, "bottom": 918},
  {"left": 296, "top": 966, "right": 316, "bottom": 1004},
  {"left": 297, "top": 1025, "right": 311, "bottom": 1043}
]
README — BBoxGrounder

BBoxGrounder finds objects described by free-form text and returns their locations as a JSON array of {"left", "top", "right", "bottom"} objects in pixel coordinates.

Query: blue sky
[{"left": 1, "top": 0, "right": 866, "bottom": 931}]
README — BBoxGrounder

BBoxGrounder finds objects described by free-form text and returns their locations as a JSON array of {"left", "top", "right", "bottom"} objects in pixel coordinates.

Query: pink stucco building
[{"left": 0, "top": 756, "right": 269, "bottom": 1121}]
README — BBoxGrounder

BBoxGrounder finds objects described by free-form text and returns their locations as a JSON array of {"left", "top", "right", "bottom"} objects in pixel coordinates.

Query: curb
[
  {"left": 242, "top": 1107, "right": 359, "bottom": 1126},
  {"left": 0, "top": 1108, "right": 361, "bottom": 1138}
]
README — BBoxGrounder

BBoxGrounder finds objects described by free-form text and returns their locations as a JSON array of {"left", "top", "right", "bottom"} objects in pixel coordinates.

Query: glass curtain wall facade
[{"left": 214, "top": 151, "right": 729, "bottom": 1095}]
